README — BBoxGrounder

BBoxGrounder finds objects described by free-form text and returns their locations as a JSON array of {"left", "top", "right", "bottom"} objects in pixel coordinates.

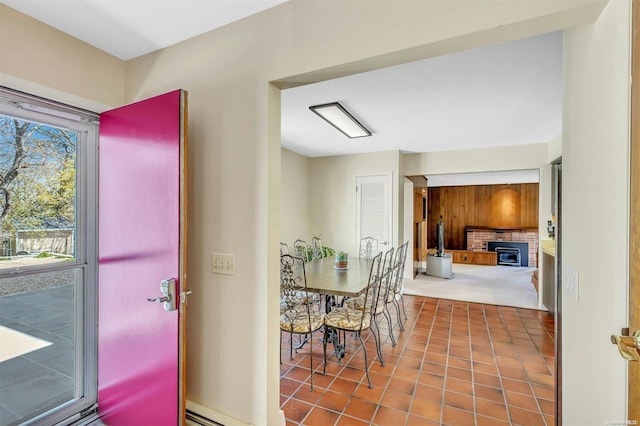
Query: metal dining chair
[
  {"left": 280, "top": 242, "right": 289, "bottom": 256},
  {"left": 323, "top": 252, "right": 383, "bottom": 389},
  {"left": 294, "top": 239, "right": 310, "bottom": 262},
  {"left": 310, "top": 236, "right": 324, "bottom": 261},
  {"left": 279, "top": 254, "right": 326, "bottom": 391},
  {"left": 381, "top": 241, "right": 409, "bottom": 345},
  {"left": 359, "top": 237, "right": 379, "bottom": 259},
  {"left": 393, "top": 241, "right": 410, "bottom": 323}
]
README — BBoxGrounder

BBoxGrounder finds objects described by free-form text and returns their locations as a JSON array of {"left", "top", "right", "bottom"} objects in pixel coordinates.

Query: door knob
[{"left": 611, "top": 328, "right": 640, "bottom": 362}]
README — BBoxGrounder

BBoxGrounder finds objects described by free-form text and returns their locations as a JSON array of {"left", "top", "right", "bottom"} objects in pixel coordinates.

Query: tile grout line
[
  {"left": 440, "top": 298, "right": 455, "bottom": 425},
  {"left": 485, "top": 304, "right": 514, "bottom": 425},
  {"left": 465, "top": 302, "right": 479, "bottom": 425},
  {"left": 402, "top": 296, "right": 435, "bottom": 426},
  {"left": 515, "top": 308, "right": 549, "bottom": 425}
]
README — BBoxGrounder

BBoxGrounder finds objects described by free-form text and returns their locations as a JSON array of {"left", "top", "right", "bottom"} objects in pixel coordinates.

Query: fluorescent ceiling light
[{"left": 309, "top": 102, "right": 371, "bottom": 138}]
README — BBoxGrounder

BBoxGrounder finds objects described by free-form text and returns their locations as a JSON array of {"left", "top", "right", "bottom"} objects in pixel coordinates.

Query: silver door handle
[
  {"left": 147, "top": 295, "right": 171, "bottom": 303},
  {"left": 147, "top": 278, "right": 178, "bottom": 311},
  {"left": 381, "top": 241, "right": 388, "bottom": 245}
]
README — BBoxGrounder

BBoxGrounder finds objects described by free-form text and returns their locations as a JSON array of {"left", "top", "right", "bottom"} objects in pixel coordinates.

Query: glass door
[{"left": 0, "top": 90, "right": 98, "bottom": 426}]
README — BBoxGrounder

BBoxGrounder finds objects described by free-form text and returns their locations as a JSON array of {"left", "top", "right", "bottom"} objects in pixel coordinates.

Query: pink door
[{"left": 98, "top": 90, "right": 187, "bottom": 425}]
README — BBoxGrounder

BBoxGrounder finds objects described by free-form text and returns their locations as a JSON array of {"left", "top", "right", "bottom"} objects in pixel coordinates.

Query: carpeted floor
[{"left": 403, "top": 263, "right": 542, "bottom": 310}]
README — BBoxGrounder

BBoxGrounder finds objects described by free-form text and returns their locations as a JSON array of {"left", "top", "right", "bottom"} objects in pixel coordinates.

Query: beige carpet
[{"left": 403, "top": 263, "right": 543, "bottom": 310}]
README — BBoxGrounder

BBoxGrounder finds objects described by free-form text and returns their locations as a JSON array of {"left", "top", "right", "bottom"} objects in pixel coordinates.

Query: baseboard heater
[
  {"left": 186, "top": 410, "right": 224, "bottom": 426},
  {"left": 186, "top": 401, "right": 254, "bottom": 426}
]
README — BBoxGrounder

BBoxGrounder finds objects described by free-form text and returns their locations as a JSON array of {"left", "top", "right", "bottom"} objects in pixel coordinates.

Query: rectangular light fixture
[{"left": 309, "top": 102, "right": 371, "bottom": 138}]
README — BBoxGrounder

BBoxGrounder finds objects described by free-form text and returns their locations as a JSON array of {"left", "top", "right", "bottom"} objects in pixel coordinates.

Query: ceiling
[
  {"left": 281, "top": 31, "right": 562, "bottom": 158},
  {"left": 4, "top": 1, "right": 559, "bottom": 185},
  {"left": 1, "top": 0, "right": 289, "bottom": 60}
]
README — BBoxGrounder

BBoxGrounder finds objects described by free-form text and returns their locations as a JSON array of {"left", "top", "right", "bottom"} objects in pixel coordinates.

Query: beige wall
[
  {"left": 308, "top": 151, "right": 400, "bottom": 256},
  {"left": 402, "top": 143, "right": 549, "bottom": 176},
  {"left": 562, "top": 0, "right": 630, "bottom": 422},
  {"left": 1, "top": 0, "right": 628, "bottom": 425},
  {"left": 280, "top": 148, "right": 310, "bottom": 247},
  {"left": 548, "top": 133, "right": 563, "bottom": 162},
  {"left": 0, "top": 4, "right": 124, "bottom": 110}
]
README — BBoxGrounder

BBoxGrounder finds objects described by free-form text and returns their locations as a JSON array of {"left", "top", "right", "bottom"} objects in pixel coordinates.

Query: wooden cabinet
[{"left": 445, "top": 250, "right": 497, "bottom": 266}]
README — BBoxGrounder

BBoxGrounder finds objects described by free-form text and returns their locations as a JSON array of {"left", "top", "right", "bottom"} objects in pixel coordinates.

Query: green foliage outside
[{"left": 0, "top": 115, "right": 77, "bottom": 240}]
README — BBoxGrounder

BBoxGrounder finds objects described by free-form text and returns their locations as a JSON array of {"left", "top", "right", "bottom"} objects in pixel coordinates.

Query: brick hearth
[{"left": 466, "top": 228, "right": 539, "bottom": 267}]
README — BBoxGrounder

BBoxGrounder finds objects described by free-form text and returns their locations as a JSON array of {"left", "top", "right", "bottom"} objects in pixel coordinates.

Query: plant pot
[{"left": 335, "top": 253, "right": 348, "bottom": 269}]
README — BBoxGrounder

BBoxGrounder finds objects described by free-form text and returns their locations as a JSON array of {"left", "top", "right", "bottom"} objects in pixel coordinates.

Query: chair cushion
[
  {"left": 325, "top": 307, "right": 370, "bottom": 330},
  {"left": 280, "top": 310, "right": 325, "bottom": 333},
  {"left": 346, "top": 295, "right": 385, "bottom": 314}
]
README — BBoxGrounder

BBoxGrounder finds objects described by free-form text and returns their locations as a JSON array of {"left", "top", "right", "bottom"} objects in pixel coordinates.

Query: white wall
[
  {"left": 308, "top": 151, "right": 400, "bottom": 256},
  {"left": 280, "top": 148, "right": 310, "bottom": 247},
  {"left": 562, "top": 0, "right": 631, "bottom": 423},
  {"left": 548, "top": 133, "right": 563, "bottom": 162}
]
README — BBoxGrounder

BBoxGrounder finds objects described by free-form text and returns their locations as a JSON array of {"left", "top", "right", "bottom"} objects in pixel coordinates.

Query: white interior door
[{"left": 356, "top": 173, "right": 392, "bottom": 256}]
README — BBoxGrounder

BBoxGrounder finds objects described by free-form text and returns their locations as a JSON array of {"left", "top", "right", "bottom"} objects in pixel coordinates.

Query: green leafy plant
[{"left": 322, "top": 247, "right": 335, "bottom": 257}]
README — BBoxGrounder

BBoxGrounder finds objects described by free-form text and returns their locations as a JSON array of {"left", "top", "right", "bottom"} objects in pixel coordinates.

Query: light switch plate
[
  {"left": 212, "top": 252, "right": 234, "bottom": 275},
  {"left": 565, "top": 268, "right": 579, "bottom": 301}
]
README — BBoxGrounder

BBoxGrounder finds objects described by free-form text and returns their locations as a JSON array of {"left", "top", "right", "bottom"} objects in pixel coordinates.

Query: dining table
[
  {"left": 304, "top": 255, "right": 373, "bottom": 298},
  {"left": 302, "top": 255, "right": 374, "bottom": 359}
]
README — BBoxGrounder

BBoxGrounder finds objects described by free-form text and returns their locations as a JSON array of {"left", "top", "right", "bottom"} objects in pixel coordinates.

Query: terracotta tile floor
[{"left": 280, "top": 295, "right": 555, "bottom": 425}]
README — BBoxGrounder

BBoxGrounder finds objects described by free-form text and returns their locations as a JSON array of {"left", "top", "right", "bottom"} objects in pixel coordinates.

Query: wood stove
[
  {"left": 487, "top": 241, "right": 529, "bottom": 267},
  {"left": 495, "top": 247, "right": 521, "bottom": 267}
]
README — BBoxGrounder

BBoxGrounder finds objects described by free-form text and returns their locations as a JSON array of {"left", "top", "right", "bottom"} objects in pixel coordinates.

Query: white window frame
[{"left": 0, "top": 88, "right": 99, "bottom": 426}]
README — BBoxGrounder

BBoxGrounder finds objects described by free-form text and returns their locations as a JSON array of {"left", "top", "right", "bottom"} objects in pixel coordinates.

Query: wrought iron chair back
[
  {"left": 279, "top": 254, "right": 325, "bottom": 391},
  {"left": 280, "top": 254, "right": 308, "bottom": 314},
  {"left": 280, "top": 242, "right": 289, "bottom": 256},
  {"left": 293, "top": 239, "right": 310, "bottom": 262},
  {"left": 310, "top": 236, "right": 324, "bottom": 261},
  {"left": 359, "top": 237, "right": 379, "bottom": 259}
]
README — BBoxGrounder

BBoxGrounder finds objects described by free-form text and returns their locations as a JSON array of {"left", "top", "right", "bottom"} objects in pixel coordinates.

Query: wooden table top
[{"left": 303, "top": 256, "right": 373, "bottom": 297}]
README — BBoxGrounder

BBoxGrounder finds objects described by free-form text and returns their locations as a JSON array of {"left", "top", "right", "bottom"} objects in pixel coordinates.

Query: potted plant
[{"left": 335, "top": 251, "right": 348, "bottom": 269}]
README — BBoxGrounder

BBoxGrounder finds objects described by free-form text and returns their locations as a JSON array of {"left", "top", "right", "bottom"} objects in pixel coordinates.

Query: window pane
[
  {"left": 0, "top": 114, "right": 77, "bottom": 270},
  {"left": 0, "top": 268, "right": 84, "bottom": 425}
]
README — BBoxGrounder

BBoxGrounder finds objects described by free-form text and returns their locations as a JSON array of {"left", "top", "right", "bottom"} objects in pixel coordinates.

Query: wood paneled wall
[{"left": 427, "top": 183, "right": 539, "bottom": 250}]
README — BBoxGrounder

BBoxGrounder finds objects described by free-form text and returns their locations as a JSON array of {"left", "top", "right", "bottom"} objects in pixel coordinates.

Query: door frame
[{"left": 628, "top": 0, "right": 639, "bottom": 420}]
